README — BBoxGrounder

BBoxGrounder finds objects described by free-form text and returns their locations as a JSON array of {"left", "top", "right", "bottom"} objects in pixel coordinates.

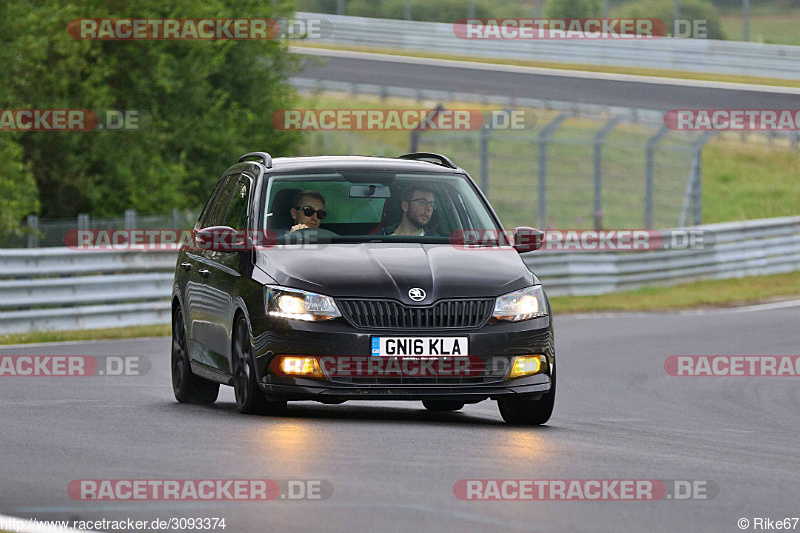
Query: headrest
[{"left": 268, "top": 188, "right": 302, "bottom": 230}]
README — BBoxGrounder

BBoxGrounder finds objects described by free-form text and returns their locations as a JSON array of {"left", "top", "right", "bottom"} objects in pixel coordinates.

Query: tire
[
  {"left": 497, "top": 365, "right": 556, "bottom": 426},
  {"left": 172, "top": 306, "right": 219, "bottom": 405},
  {"left": 422, "top": 400, "right": 465, "bottom": 412},
  {"left": 232, "top": 316, "right": 287, "bottom": 416}
]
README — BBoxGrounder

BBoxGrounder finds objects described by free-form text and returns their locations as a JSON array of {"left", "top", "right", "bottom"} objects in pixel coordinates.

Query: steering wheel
[
  {"left": 291, "top": 227, "right": 337, "bottom": 236},
  {"left": 285, "top": 227, "right": 338, "bottom": 243}
]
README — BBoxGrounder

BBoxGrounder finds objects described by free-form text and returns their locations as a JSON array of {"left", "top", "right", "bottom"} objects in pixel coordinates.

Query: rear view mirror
[
  {"left": 513, "top": 227, "right": 544, "bottom": 253},
  {"left": 350, "top": 185, "right": 391, "bottom": 198}
]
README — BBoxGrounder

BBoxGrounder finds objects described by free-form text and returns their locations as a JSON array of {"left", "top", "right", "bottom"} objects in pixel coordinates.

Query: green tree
[
  {"left": 0, "top": 0, "right": 302, "bottom": 225},
  {"left": 0, "top": 135, "right": 39, "bottom": 236},
  {"left": 615, "top": 0, "right": 726, "bottom": 39},
  {"left": 544, "top": 0, "right": 602, "bottom": 18}
]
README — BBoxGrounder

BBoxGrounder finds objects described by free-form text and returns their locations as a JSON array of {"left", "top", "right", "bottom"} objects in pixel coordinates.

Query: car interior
[{"left": 264, "top": 177, "right": 454, "bottom": 237}]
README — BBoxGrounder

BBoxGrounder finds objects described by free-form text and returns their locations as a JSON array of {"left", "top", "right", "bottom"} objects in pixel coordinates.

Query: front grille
[{"left": 337, "top": 298, "right": 494, "bottom": 329}]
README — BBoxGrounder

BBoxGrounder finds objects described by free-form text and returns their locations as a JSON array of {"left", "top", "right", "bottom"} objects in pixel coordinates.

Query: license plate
[{"left": 371, "top": 337, "right": 468, "bottom": 357}]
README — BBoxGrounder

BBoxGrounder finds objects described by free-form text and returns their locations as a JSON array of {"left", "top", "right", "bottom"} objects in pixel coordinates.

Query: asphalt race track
[
  {"left": 2, "top": 303, "right": 799, "bottom": 532},
  {"left": 294, "top": 48, "right": 800, "bottom": 111}
]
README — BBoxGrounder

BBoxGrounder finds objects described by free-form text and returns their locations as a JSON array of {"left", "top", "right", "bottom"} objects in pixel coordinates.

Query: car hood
[{"left": 255, "top": 243, "right": 534, "bottom": 304}]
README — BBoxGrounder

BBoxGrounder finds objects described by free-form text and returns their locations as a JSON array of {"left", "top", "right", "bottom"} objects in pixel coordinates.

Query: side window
[
  {"left": 196, "top": 176, "right": 226, "bottom": 229},
  {"left": 223, "top": 178, "right": 250, "bottom": 231},
  {"left": 203, "top": 175, "right": 237, "bottom": 229}
]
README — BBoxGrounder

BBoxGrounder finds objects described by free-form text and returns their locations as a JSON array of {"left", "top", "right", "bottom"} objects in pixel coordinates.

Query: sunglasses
[{"left": 295, "top": 205, "right": 327, "bottom": 220}]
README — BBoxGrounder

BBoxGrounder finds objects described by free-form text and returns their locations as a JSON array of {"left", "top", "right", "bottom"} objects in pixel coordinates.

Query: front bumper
[
  {"left": 259, "top": 379, "right": 550, "bottom": 401},
  {"left": 252, "top": 314, "right": 554, "bottom": 402}
]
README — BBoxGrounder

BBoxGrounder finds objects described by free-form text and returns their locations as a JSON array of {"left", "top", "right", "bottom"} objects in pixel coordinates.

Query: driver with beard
[{"left": 382, "top": 185, "right": 438, "bottom": 236}]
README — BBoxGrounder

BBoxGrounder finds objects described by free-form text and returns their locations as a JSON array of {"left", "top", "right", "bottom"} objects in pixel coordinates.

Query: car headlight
[
  {"left": 266, "top": 286, "right": 341, "bottom": 321},
  {"left": 492, "top": 285, "right": 548, "bottom": 322}
]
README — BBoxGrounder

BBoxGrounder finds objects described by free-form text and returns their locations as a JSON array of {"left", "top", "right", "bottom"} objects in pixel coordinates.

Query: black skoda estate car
[{"left": 171, "top": 152, "right": 555, "bottom": 425}]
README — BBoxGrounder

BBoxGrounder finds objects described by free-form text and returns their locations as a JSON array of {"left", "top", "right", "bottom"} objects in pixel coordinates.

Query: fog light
[
  {"left": 507, "top": 355, "right": 545, "bottom": 379},
  {"left": 272, "top": 356, "right": 326, "bottom": 379}
]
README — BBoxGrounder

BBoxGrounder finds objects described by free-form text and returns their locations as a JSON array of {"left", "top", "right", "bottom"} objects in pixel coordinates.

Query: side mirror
[
  {"left": 193, "top": 226, "right": 242, "bottom": 252},
  {"left": 513, "top": 227, "right": 544, "bottom": 253}
]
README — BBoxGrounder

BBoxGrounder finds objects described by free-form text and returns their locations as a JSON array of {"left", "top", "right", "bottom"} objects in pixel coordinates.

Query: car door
[
  {"left": 183, "top": 176, "right": 225, "bottom": 363},
  {"left": 200, "top": 172, "right": 254, "bottom": 372},
  {"left": 186, "top": 173, "right": 238, "bottom": 369}
]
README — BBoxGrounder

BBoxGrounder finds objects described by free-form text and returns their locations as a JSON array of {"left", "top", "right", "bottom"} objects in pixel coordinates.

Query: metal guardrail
[
  {"left": 0, "top": 249, "right": 176, "bottom": 334},
  {"left": 1, "top": 217, "right": 798, "bottom": 334},
  {"left": 296, "top": 12, "right": 800, "bottom": 80},
  {"left": 525, "top": 217, "right": 800, "bottom": 295}
]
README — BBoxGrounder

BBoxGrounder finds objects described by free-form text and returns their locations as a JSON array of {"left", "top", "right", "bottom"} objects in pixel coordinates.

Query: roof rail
[
  {"left": 238, "top": 152, "right": 273, "bottom": 168},
  {"left": 398, "top": 152, "right": 457, "bottom": 169}
]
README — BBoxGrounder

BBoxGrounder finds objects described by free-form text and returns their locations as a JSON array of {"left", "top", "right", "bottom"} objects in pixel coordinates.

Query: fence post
[
  {"left": 26, "top": 214, "right": 39, "bottom": 248},
  {"left": 645, "top": 123, "right": 669, "bottom": 229},
  {"left": 692, "top": 131, "right": 717, "bottom": 226},
  {"left": 691, "top": 151, "right": 703, "bottom": 226},
  {"left": 480, "top": 126, "right": 490, "bottom": 197},
  {"left": 593, "top": 115, "right": 624, "bottom": 230},
  {"left": 77, "top": 213, "right": 90, "bottom": 231},
  {"left": 537, "top": 113, "right": 569, "bottom": 229},
  {"left": 679, "top": 131, "right": 716, "bottom": 227},
  {"left": 125, "top": 209, "right": 137, "bottom": 231},
  {"left": 408, "top": 129, "right": 419, "bottom": 153},
  {"left": 408, "top": 104, "right": 444, "bottom": 153}
]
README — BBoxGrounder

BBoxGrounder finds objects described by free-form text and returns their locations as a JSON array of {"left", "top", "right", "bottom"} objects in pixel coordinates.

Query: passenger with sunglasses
[{"left": 290, "top": 190, "right": 327, "bottom": 232}]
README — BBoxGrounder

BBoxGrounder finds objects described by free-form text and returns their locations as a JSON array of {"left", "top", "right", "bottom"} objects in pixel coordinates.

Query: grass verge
[
  {"left": 721, "top": 12, "right": 800, "bottom": 46},
  {"left": 0, "top": 324, "right": 171, "bottom": 346},
  {"left": 292, "top": 42, "right": 800, "bottom": 89},
  {"left": 549, "top": 270, "right": 800, "bottom": 313}
]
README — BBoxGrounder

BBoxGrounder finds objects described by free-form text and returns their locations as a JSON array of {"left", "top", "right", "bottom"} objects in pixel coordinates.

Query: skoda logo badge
[{"left": 408, "top": 288, "right": 426, "bottom": 302}]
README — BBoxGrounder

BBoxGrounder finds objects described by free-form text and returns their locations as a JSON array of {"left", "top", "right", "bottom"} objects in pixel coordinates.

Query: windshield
[{"left": 260, "top": 171, "right": 503, "bottom": 244}]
